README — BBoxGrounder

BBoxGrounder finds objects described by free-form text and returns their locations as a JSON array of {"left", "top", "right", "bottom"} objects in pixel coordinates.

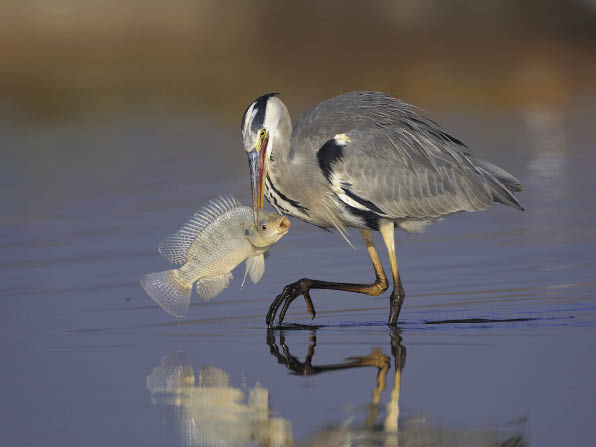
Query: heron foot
[
  {"left": 388, "top": 282, "right": 405, "bottom": 326},
  {"left": 266, "top": 278, "right": 316, "bottom": 327}
]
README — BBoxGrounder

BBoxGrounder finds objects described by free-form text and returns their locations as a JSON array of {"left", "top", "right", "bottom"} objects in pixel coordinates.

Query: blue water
[{"left": 2, "top": 104, "right": 595, "bottom": 446}]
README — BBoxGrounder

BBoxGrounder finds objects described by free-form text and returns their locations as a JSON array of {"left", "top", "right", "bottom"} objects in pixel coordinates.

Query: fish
[{"left": 140, "top": 196, "right": 290, "bottom": 317}]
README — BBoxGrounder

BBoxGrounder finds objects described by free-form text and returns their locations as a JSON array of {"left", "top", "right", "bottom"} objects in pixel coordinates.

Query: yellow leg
[
  {"left": 379, "top": 220, "right": 405, "bottom": 325},
  {"left": 267, "top": 230, "right": 389, "bottom": 326},
  {"left": 359, "top": 229, "right": 389, "bottom": 296}
]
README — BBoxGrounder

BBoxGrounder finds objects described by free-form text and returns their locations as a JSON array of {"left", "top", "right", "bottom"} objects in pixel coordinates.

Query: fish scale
[{"left": 180, "top": 207, "right": 253, "bottom": 281}]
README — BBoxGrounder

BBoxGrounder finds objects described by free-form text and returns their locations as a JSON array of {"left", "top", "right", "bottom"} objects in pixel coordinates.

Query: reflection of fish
[
  {"left": 140, "top": 197, "right": 290, "bottom": 317},
  {"left": 146, "top": 352, "right": 293, "bottom": 447}
]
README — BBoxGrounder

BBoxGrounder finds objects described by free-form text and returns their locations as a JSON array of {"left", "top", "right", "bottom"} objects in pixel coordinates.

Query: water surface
[{"left": 2, "top": 103, "right": 595, "bottom": 446}]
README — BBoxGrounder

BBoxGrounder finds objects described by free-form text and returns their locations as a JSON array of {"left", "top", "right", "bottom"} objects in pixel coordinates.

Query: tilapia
[{"left": 140, "top": 196, "right": 290, "bottom": 317}]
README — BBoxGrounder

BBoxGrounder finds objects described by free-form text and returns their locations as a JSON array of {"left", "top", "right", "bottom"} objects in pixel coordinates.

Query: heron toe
[{"left": 266, "top": 278, "right": 316, "bottom": 327}]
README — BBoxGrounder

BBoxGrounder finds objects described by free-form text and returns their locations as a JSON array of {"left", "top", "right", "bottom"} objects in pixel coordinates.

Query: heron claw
[{"left": 266, "top": 278, "right": 316, "bottom": 327}]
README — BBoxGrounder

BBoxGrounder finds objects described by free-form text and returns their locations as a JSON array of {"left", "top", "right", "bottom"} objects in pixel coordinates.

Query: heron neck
[
  {"left": 264, "top": 116, "right": 313, "bottom": 219},
  {"left": 270, "top": 111, "right": 293, "bottom": 166}
]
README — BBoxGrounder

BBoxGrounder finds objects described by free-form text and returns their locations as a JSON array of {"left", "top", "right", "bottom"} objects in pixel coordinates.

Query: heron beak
[
  {"left": 248, "top": 132, "right": 269, "bottom": 225},
  {"left": 248, "top": 149, "right": 260, "bottom": 224}
]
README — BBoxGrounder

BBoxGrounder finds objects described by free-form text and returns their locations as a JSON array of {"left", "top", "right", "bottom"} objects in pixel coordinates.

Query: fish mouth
[{"left": 279, "top": 217, "right": 290, "bottom": 232}]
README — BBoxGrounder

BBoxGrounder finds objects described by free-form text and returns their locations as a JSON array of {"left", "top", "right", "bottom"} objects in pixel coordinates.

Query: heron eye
[{"left": 259, "top": 130, "right": 266, "bottom": 138}]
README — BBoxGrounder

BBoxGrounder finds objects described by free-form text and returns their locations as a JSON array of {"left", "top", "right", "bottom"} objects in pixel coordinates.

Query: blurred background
[
  {"left": 2, "top": 0, "right": 595, "bottom": 122},
  {"left": 2, "top": 2, "right": 596, "bottom": 447}
]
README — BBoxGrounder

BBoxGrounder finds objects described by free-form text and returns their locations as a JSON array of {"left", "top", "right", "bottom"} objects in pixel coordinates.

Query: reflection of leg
[
  {"left": 267, "top": 329, "right": 393, "bottom": 379},
  {"left": 362, "top": 348, "right": 391, "bottom": 429},
  {"left": 267, "top": 329, "right": 319, "bottom": 375},
  {"left": 385, "top": 329, "right": 405, "bottom": 433},
  {"left": 383, "top": 360, "right": 401, "bottom": 433}
]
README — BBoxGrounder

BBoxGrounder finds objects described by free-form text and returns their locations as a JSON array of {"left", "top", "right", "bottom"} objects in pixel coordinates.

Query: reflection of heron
[
  {"left": 267, "top": 328, "right": 404, "bottom": 445},
  {"left": 267, "top": 329, "right": 527, "bottom": 447},
  {"left": 146, "top": 352, "right": 292, "bottom": 447},
  {"left": 241, "top": 92, "right": 524, "bottom": 326}
]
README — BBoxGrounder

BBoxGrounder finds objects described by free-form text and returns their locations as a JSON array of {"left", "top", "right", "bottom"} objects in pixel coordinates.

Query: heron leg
[
  {"left": 266, "top": 229, "right": 388, "bottom": 327},
  {"left": 379, "top": 220, "right": 405, "bottom": 326}
]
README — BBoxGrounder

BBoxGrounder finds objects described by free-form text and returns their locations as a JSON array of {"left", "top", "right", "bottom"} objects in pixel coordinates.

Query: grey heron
[{"left": 241, "top": 91, "right": 524, "bottom": 327}]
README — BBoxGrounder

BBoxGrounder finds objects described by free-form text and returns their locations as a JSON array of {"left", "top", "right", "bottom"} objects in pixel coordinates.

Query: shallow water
[{"left": 2, "top": 102, "right": 596, "bottom": 446}]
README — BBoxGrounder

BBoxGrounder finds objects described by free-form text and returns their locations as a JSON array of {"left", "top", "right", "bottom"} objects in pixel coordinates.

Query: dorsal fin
[{"left": 158, "top": 196, "right": 243, "bottom": 264}]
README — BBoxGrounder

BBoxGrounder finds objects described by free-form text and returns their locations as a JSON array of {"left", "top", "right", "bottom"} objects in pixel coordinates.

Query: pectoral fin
[
  {"left": 242, "top": 254, "right": 265, "bottom": 287},
  {"left": 196, "top": 273, "right": 233, "bottom": 301}
]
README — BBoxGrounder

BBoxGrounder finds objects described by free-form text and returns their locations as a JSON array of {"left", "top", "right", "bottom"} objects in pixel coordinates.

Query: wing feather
[
  {"left": 291, "top": 91, "right": 523, "bottom": 224},
  {"left": 321, "top": 126, "right": 497, "bottom": 219}
]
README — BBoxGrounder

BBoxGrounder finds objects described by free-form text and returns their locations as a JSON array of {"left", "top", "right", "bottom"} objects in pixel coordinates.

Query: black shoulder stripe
[
  {"left": 344, "top": 205, "right": 380, "bottom": 231},
  {"left": 341, "top": 187, "right": 386, "bottom": 215},
  {"left": 317, "top": 139, "right": 345, "bottom": 183}
]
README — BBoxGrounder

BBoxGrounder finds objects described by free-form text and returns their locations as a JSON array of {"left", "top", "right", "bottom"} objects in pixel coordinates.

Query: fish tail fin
[{"left": 140, "top": 269, "right": 192, "bottom": 317}]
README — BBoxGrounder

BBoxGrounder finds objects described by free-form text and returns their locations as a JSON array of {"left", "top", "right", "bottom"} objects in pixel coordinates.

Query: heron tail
[
  {"left": 473, "top": 158, "right": 524, "bottom": 192},
  {"left": 140, "top": 269, "right": 192, "bottom": 317},
  {"left": 478, "top": 166, "right": 525, "bottom": 211}
]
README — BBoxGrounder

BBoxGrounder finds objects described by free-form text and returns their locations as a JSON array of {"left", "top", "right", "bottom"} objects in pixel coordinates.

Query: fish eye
[{"left": 261, "top": 224, "right": 267, "bottom": 231}]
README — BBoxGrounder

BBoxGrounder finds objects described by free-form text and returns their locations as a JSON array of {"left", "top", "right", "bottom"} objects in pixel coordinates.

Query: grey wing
[
  {"left": 323, "top": 127, "right": 522, "bottom": 220},
  {"left": 295, "top": 91, "right": 523, "bottom": 219}
]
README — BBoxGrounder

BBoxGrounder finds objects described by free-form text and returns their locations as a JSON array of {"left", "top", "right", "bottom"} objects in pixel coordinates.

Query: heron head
[{"left": 241, "top": 93, "right": 285, "bottom": 224}]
